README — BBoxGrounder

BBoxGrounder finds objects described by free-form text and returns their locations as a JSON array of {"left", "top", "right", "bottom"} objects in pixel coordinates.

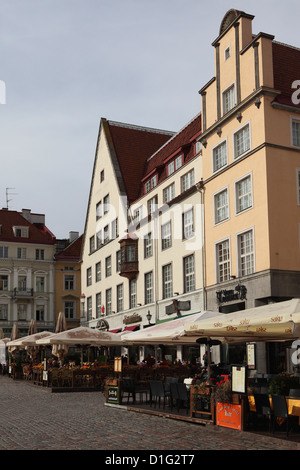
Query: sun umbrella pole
[{"left": 207, "top": 339, "right": 212, "bottom": 382}]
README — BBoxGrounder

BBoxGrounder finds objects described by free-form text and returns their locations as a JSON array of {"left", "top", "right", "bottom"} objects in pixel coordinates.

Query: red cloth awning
[
  {"left": 109, "top": 328, "right": 122, "bottom": 333},
  {"left": 123, "top": 325, "right": 140, "bottom": 332}
]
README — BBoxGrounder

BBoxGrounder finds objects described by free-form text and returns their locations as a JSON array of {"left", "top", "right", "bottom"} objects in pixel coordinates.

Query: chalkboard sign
[{"left": 107, "top": 386, "right": 119, "bottom": 404}]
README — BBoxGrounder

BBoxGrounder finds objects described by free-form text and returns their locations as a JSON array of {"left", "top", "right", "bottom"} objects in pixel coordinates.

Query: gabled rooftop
[
  {"left": 0, "top": 208, "right": 56, "bottom": 245},
  {"left": 105, "top": 119, "right": 175, "bottom": 204}
]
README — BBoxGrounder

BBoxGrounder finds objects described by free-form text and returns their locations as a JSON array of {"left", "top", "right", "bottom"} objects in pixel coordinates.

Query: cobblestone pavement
[{"left": 0, "top": 376, "right": 299, "bottom": 453}]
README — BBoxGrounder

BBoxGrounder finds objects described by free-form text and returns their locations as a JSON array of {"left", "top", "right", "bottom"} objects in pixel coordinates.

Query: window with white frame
[
  {"left": 111, "top": 218, "right": 118, "bottom": 239},
  {"left": 103, "top": 225, "right": 109, "bottom": 244},
  {"left": 181, "top": 169, "right": 195, "bottom": 192},
  {"left": 64, "top": 301, "right": 74, "bottom": 320},
  {"left": 235, "top": 175, "right": 252, "bottom": 213},
  {"left": 216, "top": 239, "right": 231, "bottom": 282},
  {"left": 89, "top": 235, "right": 95, "bottom": 253},
  {"left": 35, "top": 249, "right": 45, "bottom": 260},
  {"left": 87, "top": 296, "right": 92, "bottom": 320},
  {"left": 144, "top": 232, "right": 153, "bottom": 258},
  {"left": 117, "top": 284, "right": 123, "bottom": 312},
  {"left": 129, "top": 279, "right": 137, "bottom": 308},
  {"left": 17, "top": 304, "right": 27, "bottom": 321},
  {"left": 96, "top": 229, "right": 102, "bottom": 248},
  {"left": 96, "top": 262, "right": 101, "bottom": 282},
  {"left": 238, "top": 230, "right": 254, "bottom": 276},
  {"left": 234, "top": 123, "right": 250, "bottom": 158},
  {"left": 86, "top": 267, "right": 92, "bottom": 286},
  {"left": 0, "top": 274, "right": 8, "bottom": 291},
  {"left": 223, "top": 84, "right": 235, "bottom": 114},
  {"left": 184, "top": 255, "right": 195, "bottom": 293},
  {"left": 64, "top": 274, "right": 74, "bottom": 290},
  {"left": 145, "top": 271, "right": 153, "bottom": 304},
  {"left": 213, "top": 141, "right": 227, "bottom": 172},
  {"left": 167, "top": 154, "right": 183, "bottom": 176},
  {"left": 18, "top": 275, "right": 27, "bottom": 291},
  {"left": 292, "top": 119, "right": 300, "bottom": 147},
  {"left": 214, "top": 189, "right": 229, "bottom": 224},
  {"left": 145, "top": 174, "right": 158, "bottom": 193},
  {"left": 224, "top": 46, "right": 231, "bottom": 61},
  {"left": 163, "top": 183, "right": 175, "bottom": 203},
  {"left": 0, "top": 304, "right": 8, "bottom": 320},
  {"left": 105, "top": 288, "right": 112, "bottom": 315},
  {"left": 162, "top": 264, "right": 173, "bottom": 299},
  {"left": 103, "top": 194, "right": 110, "bottom": 214},
  {"left": 96, "top": 201, "right": 102, "bottom": 220},
  {"left": 161, "top": 221, "right": 172, "bottom": 250},
  {"left": 105, "top": 256, "right": 111, "bottom": 277},
  {"left": 13, "top": 226, "right": 29, "bottom": 238},
  {"left": 0, "top": 247, "right": 8, "bottom": 258},
  {"left": 17, "top": 247, "right": 27, "bottom": 259},
  {"left": 148, "top": 195, "right": 158, "bottom": 215},
  {"left": 133, "top": 207, "right": 142, "bottom": 223},
  {"left": 183, "top": 209, "right": 194, "bottom": 239},
  {"left": 36, "top": 276, "right": 46, "bottom": 292},
  {"left": 96, "top": 292, "right": 102, "bottom": 317}
]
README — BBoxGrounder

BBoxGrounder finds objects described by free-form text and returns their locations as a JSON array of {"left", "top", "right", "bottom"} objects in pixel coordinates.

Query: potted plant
[
  {"left": 214, "top": 379, "right": 239, "bottom": 404},
  {"left": 268, "top": 374, "right": 300, "bottom": 396}
]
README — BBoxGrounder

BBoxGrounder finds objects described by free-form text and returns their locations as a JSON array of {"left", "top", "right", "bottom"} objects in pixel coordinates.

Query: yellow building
[
  {"left": 54, "top": 233, "right": 83, "bottom": 329},
  {"left": 198, "top": 9, "right": 300, "bottom": 371}
]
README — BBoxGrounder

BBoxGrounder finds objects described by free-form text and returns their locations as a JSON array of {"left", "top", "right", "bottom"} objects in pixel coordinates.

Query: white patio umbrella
[{"left": 36, "top": 326, "right": 123, "bottom": 346}]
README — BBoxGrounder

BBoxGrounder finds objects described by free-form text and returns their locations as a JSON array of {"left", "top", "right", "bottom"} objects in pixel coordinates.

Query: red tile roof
[
  {"left": 272, "top": 41, "right": 300, "bottom": 109},
  {"left": 137, "top": 113, "right": 202, "bottom": 199},
  {"left": 54, "top": 234, "right": 83, "bottom": 262},
  {"left": 0, "top": 209, "right": 56, "bottom": 245},
  {"left": 107, "top": 121, "right": 174, "bottom": 204}
]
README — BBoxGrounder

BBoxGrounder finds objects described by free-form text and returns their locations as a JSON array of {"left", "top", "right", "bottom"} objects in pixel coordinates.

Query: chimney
[{"left": 69, "top": 231, "right": 79, "bottom": 243}]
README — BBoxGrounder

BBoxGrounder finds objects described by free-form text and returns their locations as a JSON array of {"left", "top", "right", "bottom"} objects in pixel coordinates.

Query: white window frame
[
  {"left": 233, "top": 121, "right": 251, "bottom": 160},
  {"left": 163, "top": 183, "right": 175, "bottom": 203},
  {"left": 105, "top": 288, "right": 112, "bottom": 315},
  {"left": 234, "top": 172, "right": 253, "bottom": 215},
  {"left": 162, "top": 263, "right": 173, "bottom": 299},
  {"left": 145, "top": 271, "right": 153, "bottom": 304},
  {"left": 212, "top": 138, "right": 228, "bottom": 173},
  {"left": 222, "top": 83, "right": 235, "bottom": 115},
  {"left": 161, "top": 221, "right": 172, "bottom": 250},
  {"left": 215, "top": 237, "right": 231, "bottom": 283},
  {"left": 291, "top": 116, "right": 300, "bottom": 147},
  {"left": 236, "top": 227, "right": 255, "bottom": 277},
  {"left": 181, "top": 169, "right": 195, "bottom": 193},
  {"left": 117, "top": 284, "right": 123, "bottom": 312},
  {"left": 214, "top": 187, "right": 229, "bottom": 225},
  {"left": 183, "top": 254, "right": 195, "bottom": 293},
  {"left": 224, "top": 45, "right": 231, "bottom": 61},
  {"left": 183, "top": 208, "right": 194, "bottom": 239}
]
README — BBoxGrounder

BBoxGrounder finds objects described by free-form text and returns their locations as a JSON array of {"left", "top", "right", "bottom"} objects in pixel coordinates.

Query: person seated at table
[{"left": 143, "top": 354, "right": 155, "bottom": 367}]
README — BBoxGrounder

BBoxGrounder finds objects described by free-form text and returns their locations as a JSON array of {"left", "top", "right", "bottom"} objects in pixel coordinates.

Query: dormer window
[
  {"left": 144, "top": 173, "right": 158, "bottom": 193},
  {"left": 167, "top": 154, "right": 183, "bottom": 176},
  {"left": 13, "top": 226, "right": 29, "bottom": 238}
]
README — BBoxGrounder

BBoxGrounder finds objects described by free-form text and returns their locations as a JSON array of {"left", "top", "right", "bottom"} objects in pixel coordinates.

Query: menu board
[
  {"left": 231, "top": 365, "right": 247, "bottom": 394},
  {"left": 247, "top": 343, "right": 256, "bottom": 369}
]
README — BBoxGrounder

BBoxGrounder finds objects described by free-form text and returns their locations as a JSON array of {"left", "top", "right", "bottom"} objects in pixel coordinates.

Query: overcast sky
[{"left": 0, "top": 0, "right": 299, "bottom": 239}]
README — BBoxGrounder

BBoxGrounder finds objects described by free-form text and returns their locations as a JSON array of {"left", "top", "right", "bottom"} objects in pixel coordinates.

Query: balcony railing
[{"left": 13, "top": 288, "right": 34, "bottom": 298}]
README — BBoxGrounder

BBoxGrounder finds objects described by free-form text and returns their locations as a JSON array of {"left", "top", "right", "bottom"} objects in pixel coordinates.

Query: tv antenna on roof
[{"left": 5, "top": 187, "right": 17, "bottom": 209}]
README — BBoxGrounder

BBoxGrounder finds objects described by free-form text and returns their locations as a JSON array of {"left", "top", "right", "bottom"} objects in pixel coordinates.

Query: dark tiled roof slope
[
  {"left": 137, "top": 113, "right": 202, "bottom": 199},
  {"left": 0, "top": 209, "right": 56, "bottom": 245},
  {"left": 272, "top": 41, "right": 300, "bottom": 108},
  {"left": 54, "top": 234, "right": 83, "bottom": 261},
  {"left": 107, "top": 121, "right": 174, "bottom": 204}
]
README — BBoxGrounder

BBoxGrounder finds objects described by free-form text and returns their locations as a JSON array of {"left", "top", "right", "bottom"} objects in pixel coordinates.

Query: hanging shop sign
[
  {"left": 216, "top": 285, "right": 247, "bottom": 303},
  {"left": 165, "top": 299, "right": 191, "bottom": 316}
]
